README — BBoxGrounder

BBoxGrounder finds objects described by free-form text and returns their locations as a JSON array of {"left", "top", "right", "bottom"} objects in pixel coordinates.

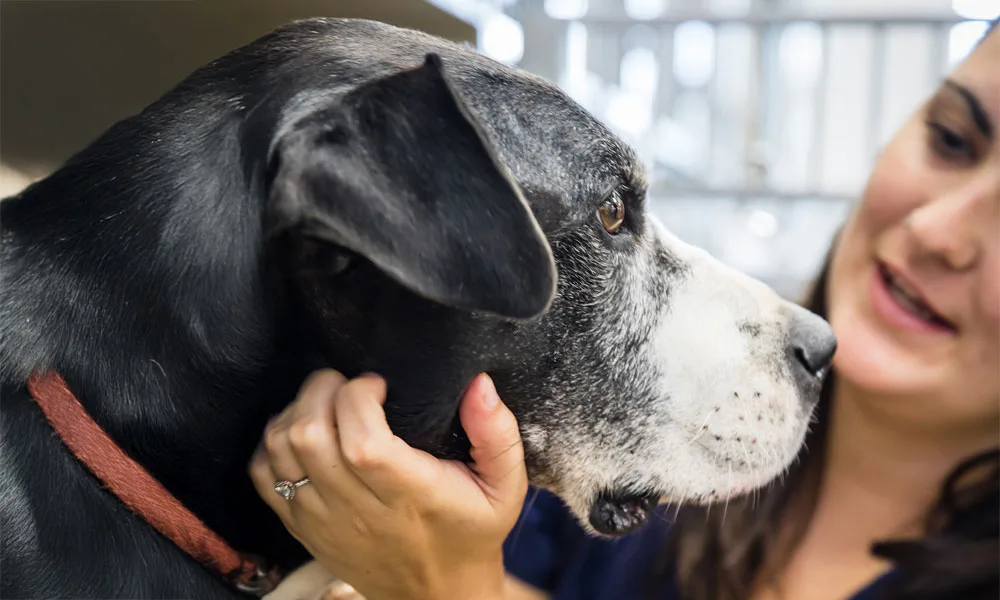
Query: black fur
[{"left": 0, "top": 18, "right": 656, "bottom": 598}]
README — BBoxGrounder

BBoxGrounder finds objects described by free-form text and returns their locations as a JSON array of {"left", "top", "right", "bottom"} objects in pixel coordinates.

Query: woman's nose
[{"left": 904, "top": 171, "right": 998, "bottom": 271}]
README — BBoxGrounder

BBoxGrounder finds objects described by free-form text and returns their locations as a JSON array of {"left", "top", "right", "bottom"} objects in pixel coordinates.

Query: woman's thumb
[{"left": 459, "top": 373, "right": 528, "bottom": 505}]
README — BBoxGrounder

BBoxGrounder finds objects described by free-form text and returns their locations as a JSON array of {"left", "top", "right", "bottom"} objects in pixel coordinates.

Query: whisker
[
  {"left": 489, "top": 439, "right": 524, "bottom": 462},
  {"left": 687, "top": 409, "right": 718, "bottom": 445},
  {"left": 721, "top": 462, "right": 732, "bottom": 526}
]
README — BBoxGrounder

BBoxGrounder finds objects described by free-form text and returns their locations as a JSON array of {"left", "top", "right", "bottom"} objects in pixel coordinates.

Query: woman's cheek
[
  {"left": 857, "top": 135, "right": 929, "bottom": 235},
  {"left": 974, "top": 264, "right": 1000, "bottom": 370}
]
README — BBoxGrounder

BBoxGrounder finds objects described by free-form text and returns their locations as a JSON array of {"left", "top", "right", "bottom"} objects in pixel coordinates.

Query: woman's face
[{"left": 828, "top": 27, "right": 999, "bottom": 429}]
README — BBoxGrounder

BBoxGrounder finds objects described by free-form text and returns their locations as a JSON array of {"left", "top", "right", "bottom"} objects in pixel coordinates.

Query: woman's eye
[
  {"left": 927, "top": 121, "right": 976, "bottom": 163},
  {"left": 597, "top": 192, "right": 625, "bottom": 234}
]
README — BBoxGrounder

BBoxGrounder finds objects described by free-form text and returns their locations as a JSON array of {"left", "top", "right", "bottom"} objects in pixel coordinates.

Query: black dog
[{"left": 0, "top": 18, "right": 835, "bottom": 599}]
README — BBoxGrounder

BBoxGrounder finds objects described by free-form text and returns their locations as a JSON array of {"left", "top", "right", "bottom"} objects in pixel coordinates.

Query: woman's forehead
[{"left": 950, "top": 29, "right": 1000, "bottom": 121}]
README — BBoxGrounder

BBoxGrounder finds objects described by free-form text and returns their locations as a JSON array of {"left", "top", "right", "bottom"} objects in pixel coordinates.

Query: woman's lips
[{"left": 870, "top": 262, "right": 957, "bottom": 335}]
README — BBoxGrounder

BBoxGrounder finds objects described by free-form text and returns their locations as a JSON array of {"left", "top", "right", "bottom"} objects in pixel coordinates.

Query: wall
[{"left": 0, "top": 0, "right": 475, "bottom": 185}]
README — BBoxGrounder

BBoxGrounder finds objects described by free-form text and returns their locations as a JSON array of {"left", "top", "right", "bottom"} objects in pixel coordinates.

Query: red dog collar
[{"left": 26, "top": 371, "right": 283, "bottom": 596}]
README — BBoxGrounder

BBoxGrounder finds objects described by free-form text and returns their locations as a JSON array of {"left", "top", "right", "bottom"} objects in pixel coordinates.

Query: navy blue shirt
[{"left": 503, "top": 488, "right": 897, "bottom": 600}]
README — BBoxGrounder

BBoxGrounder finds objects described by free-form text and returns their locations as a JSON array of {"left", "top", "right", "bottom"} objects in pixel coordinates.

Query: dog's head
[{"left": 245, "top": 20, "right": 835, "bottom": 537}]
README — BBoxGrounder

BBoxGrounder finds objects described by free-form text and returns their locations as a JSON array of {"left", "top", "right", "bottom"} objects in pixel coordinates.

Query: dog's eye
[{"left": 597, "top": 192, "right": 625, "bottom": 234}]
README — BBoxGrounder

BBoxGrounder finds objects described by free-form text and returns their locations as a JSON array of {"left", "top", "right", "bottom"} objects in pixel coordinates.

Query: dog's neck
[{"left": 0, "top": 155, "right": 314, "bottom": 567}]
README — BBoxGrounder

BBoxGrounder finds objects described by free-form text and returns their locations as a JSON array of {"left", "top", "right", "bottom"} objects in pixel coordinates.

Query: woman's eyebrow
[{"left": 943, "top": 80, "right": 994, "bottom": 139}]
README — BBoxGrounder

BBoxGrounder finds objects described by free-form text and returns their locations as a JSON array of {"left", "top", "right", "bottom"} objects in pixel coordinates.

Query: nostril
[
  {"left": 787, "top": 305, "right": 837, "bottom": 380},
  {"left": 793, "top": 337, "right": 837, "bottom": 379},
  {"left": 793, "top": 346, "right": 810, "bottom": 371}
]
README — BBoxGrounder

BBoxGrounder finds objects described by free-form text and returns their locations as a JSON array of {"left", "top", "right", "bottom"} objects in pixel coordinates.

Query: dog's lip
[{"left": 588, "top": 490, "right": 660, "bottom": 536}]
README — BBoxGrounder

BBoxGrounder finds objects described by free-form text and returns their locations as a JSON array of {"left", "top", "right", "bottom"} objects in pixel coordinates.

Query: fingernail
[{"left": 481, "top": 374, "right": 499, "bottom": 410}]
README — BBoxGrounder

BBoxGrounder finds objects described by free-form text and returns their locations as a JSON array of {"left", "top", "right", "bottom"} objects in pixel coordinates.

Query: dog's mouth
[{"left": 588, "top": 490, "right": 660, "bottom": 536}]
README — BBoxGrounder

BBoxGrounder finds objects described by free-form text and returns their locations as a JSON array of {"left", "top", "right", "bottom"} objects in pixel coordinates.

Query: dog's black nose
[{"left": 787, "top": 305, "right": 837, "bottom": 382}]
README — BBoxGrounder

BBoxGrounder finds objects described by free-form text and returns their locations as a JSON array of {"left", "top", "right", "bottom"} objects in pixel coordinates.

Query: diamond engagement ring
[{"left": 273, "top": 477, "right": 311, "bottom": 501}]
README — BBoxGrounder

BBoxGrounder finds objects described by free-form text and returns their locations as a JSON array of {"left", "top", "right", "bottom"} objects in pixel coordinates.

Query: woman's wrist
[
  {"left": 436, "top": 556, "right": 508, "bottom": 600},
  {"left": 361, "top": 556, "right": 507, "bottom": 600}
]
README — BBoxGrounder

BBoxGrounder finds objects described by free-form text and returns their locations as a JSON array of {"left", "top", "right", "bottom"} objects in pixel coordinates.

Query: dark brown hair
[{"left": 647, "top": 20, "right": 1000, "bottom": 600}]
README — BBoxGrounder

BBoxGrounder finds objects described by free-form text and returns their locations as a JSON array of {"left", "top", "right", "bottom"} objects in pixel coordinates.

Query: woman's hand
[{"left": 249, "top": 370, "right": 528, "bottom": 600}]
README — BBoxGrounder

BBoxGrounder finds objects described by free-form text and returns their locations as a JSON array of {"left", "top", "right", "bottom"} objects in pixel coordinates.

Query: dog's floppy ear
[{"left": 267, "top": 53, "right": 556, "bottom": 319}]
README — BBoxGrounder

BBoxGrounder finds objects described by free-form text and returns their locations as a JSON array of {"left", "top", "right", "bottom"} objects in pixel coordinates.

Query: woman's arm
[{"left": 249, "top": 370, "right": 529, "bottom": 600}]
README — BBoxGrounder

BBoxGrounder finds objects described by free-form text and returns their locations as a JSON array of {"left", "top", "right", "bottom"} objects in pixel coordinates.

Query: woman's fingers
[
  {"left": 460, "top": 374, "right": 528, "bottom": 509},
  {"left": 330, "top": 372, "right": 527, "bottom": 513},
  {"left": 249, "top": 445, "right": 293, "bottom": 523},
  {"left": 261, "top": 372, "right": 341, "bottom": 496},
  {"left": 253, "top": 369, "right": 526, "bottom": 526},
  {"left": 251, "top": 427, "right": 332, "bottom": 529},
  {"left": 282, "top": 370, "right": 375, "bottom": 505},
  {"left": 291, "top": 369, "right": 348, "bottom": 421},
  {"left": 251, "top": 369, "right": 369, "bottom": 521},
  {"left": 250, "top": 369, "right": 524, "bottom": 600},
  {"left": 333, "top": 374, "right": 441, "bottom": 506}
]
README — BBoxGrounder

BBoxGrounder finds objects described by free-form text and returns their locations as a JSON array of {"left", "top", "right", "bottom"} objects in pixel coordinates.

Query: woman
[{"left": 250, "top": 19, "right": 999, "bottom": 600}]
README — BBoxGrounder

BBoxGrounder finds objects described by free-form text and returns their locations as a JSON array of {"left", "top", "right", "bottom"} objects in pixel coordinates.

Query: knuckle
[
  {"left": 288, "top": 420, "right": 329, "bottom": 454},
  {"left": 296, "top": 370, "right": 349, "bottom": 409},
  {"left": 262, "top": 425, "right": 287, "bottom": 455},
  {"left": 302, "top": 369, "right": 347, "bottom": 394},
  {"left": 316, "top": 371, "right": 347, "bottom": 397},
  {"left": 248, "top": 453, "right": 269, "bottom": 482},
  {"left": 342, "top": 439, "right": 385, "bottom": 469},
  {"left": 339, "top": 375, "right": 386, "bottom": 404},
  {"left": 317, "top": 368, "right": 348, "bottom": 387}
]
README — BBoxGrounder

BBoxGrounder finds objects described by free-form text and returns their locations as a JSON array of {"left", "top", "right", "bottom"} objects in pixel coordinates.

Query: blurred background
[
  {"left": 443, "top": 0, "right": 999, "bottom": 298},
  {"left": 2, "top": 0, "right": 998, "bottom": 299}
]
